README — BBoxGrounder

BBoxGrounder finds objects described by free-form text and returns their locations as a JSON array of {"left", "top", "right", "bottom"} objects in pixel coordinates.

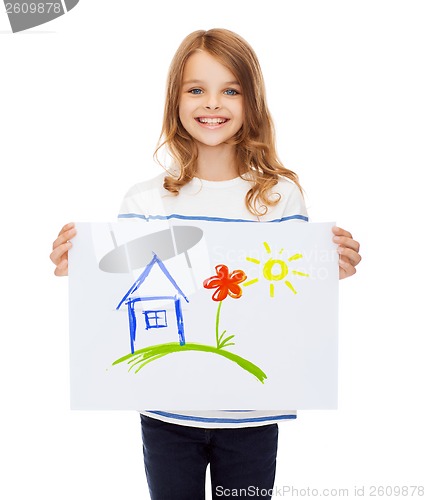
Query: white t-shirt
[{"left": 119, "top": 171, "right": 308, "bottom": 428}]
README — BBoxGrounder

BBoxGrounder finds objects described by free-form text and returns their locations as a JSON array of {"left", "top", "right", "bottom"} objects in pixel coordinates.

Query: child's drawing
[
  {"left": 69, "top": 220, "right": 338, "bottom": 410},
  {"left": 113, "top": 258, "right": 268, "bottom": 383},
  {"left": 112, "top": 243, "right": 309, "bottom": 383}
]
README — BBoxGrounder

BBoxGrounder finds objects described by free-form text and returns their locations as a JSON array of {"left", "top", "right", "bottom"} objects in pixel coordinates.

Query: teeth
[{"left": 198, "top": 118, "right": 227, "bottom": 124}]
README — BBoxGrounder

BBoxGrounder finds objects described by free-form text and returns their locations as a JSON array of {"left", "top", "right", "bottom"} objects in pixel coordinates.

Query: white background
[{"left": 1, "top": 1, "right": 425, "bottom": 498}]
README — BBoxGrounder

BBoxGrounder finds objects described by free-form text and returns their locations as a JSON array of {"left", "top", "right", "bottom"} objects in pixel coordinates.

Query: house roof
[{"left": 116, "top": 253, "right": 189, "bottom": 310}]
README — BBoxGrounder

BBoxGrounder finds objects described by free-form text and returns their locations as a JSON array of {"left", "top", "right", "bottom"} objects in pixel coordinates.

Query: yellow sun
[{"left": 244, "top": 241, "right": 309, "bottom": 297}]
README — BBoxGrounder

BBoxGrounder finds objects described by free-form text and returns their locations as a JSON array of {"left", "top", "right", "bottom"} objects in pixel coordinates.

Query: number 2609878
[{"left": 5, "top": 3, "right": 62, "bottom": 14}]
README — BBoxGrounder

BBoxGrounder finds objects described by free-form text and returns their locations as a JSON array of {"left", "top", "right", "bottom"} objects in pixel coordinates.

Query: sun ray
[
  {"left": 288, "top": 253, "right": 303, "bottom": 261},
  {"left": 270, "top": 284, "right": 275, "bottom": 298},
  {"left": 279, "top": 248, "right": 284, "bottom": 255},
  {"left": 263, "top": 241, "right": 271, "bottom": 254},
  {"left": 246, "top": 257, "right": 261, "bottom": 264},
  {"left": 285, "top": 280, "right": 297, "bottom": 294},
  {"left": 243, "top": 278, "right": 259, "bottom": 287},
  {"left": 292, "top": 270, "right": 309, "bottom": 277}
]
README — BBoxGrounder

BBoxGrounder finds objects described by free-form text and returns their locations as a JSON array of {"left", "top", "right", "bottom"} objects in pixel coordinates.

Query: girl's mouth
[{"left": 195, "top": 117, "right": 229, "bottom": 127}]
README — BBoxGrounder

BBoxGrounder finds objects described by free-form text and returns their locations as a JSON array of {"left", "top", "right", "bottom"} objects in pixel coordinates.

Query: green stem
[{"left": 215, "top": 300, "right": 223, "bottom": 349}]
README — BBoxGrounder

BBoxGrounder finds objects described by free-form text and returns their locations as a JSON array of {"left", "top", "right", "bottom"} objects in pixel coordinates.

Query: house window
[{"left": 144, "top": 310, "right": 167, "bottom": 330}]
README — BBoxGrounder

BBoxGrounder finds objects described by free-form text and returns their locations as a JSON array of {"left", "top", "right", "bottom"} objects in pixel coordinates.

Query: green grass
[{"left": 113, "top": 342, "right": 267, "bottom": 383}]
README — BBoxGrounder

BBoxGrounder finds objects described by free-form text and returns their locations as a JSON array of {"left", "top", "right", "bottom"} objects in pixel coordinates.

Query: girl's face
[{"left": 179, "top": 51, "right": 244, "bottom": 150}]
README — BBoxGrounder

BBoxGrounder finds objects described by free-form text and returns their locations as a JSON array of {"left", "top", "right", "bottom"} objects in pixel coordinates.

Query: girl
[{"left": 51, "top": 29, "right": 361, "bottom": 500}]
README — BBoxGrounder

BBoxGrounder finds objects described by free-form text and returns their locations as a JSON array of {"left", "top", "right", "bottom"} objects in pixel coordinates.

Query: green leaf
[{"left": 218, "top": 334, "right": 235, "bottom": 349}]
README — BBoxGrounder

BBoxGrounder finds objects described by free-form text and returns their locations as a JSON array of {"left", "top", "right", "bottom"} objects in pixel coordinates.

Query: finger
[
  {"left": 337, "top": 246, "right": 362, "bottom": 266},
  {"left": 50, "top": 241, "right": 72, "bottom": 266},
  {"left": 333, "top": 235, "right": 360, "bottom": 253},
  {"left": 54, "top": 258, "right": 69, "bottom": 277},
  {"left": 52, "top": 226, "right": 76, "bottom": 251},
  {"left": 57, "top": 222, "right": 75, "bottom": 237},
  {"left": 339, "top": 255, "right": 356, "bottom": 278},
  {"left": 332, "top": 226, "right": 353, "bottom": 239},
  {"left": 332, "top": 226, "right": 360, "bottom": 253}
]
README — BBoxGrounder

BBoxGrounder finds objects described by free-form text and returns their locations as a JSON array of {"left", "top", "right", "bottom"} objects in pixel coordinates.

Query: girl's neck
[{"left": 194, "top": 143, "right": 239, "bottom": 181}]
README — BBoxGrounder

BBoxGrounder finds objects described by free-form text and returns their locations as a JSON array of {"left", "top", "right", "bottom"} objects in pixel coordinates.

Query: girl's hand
[
  {"left": 50, "top": 222, "right": 76, "bottom": 276},
  {"left": 332, "top": 226, "right": 361, "bottom": 280}
]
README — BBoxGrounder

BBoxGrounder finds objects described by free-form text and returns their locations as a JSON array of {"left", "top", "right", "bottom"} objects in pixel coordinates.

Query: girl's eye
[
  {"left": 189, "top": 88, "right": 203, "bottom": 95},
  {"left": 224, "top": 88, "right": 239, "bottom": 96}
]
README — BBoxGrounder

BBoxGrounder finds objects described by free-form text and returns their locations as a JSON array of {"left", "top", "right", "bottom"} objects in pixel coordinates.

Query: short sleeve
[
  {"left": 272, "top": 179, "right": 308, "bottom": 221},
  {"left": 118, "top": 174, "right": 168, "bottom": 219}
]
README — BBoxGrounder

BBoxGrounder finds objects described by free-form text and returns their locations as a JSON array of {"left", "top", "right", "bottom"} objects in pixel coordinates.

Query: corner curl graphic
[{"left": 4, "top": 0, "right": 79, "bottom": 33}]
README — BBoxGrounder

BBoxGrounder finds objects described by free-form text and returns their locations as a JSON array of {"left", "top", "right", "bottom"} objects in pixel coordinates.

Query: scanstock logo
[{"left": 4, "top": 0, "right": 79, "bottom": 32}]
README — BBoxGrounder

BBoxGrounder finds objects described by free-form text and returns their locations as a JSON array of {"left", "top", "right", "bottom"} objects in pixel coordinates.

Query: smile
[{"left": 196, "top": 117, "right": 229, "bottom": 125}]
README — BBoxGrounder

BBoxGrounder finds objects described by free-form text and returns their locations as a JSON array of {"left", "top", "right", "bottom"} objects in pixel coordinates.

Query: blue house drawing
[{"left": 116, "top": 253, "right": 189, "bottom": 354}]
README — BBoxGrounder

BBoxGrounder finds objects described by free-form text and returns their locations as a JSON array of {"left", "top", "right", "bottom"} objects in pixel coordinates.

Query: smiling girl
[{"left": 51, "top": 28, "right": 361, "bottom": 500}]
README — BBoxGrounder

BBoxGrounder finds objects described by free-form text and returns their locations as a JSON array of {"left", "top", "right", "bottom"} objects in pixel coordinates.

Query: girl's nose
[{"left": 204, "top": 94, "right": 220, "bottom": 110}]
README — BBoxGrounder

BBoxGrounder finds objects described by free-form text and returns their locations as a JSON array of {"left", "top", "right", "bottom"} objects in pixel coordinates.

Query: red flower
[{"left": 203, "top": 264, "right": 247, "bottom": 302}]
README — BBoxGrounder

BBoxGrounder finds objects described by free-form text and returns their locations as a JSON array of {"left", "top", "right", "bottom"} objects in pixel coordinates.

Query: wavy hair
[{"left": 155, "top": 28, "right": 303, "bottom": 216}]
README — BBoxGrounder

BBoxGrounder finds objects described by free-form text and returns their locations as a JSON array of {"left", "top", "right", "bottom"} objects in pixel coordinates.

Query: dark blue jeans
[{"left": 141, "top": 414, "right": 278, "bottom": 500}]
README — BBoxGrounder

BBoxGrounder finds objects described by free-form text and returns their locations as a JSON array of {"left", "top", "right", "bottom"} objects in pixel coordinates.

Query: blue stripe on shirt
[
  {"left": 118, "top": 213, "right": 309, "bottom": 223},
  {"left": 145, "top": 410, "right": 297, "bottom": 424}
]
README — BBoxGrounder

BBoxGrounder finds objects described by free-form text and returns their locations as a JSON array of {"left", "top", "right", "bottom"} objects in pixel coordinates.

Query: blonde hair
[{"left": 155, "top": 28, "right": 303, "bottom": 216}]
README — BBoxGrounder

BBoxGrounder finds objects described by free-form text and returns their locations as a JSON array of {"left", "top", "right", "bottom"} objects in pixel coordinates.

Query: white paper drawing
[{"left": 69, "top": 220, "right": 338, "bottom": 410}]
